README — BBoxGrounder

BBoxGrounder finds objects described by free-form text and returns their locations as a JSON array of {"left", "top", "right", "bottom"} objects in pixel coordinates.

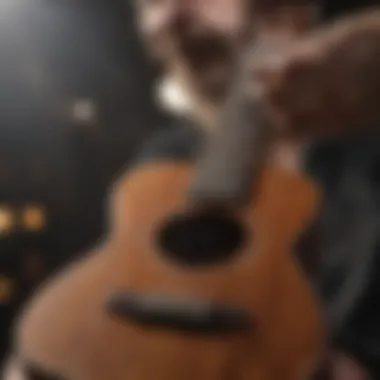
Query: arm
[{"left": 252, "top": 8, "right": 380, "bottom": 139}]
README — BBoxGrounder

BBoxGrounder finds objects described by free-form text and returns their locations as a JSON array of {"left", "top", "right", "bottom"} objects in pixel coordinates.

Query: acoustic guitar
[{"left": 8, "top": 4, "right": 326, "bottom": 380}]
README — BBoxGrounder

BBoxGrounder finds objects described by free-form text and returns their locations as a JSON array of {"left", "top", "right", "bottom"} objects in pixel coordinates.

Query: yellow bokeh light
[
  {"left": 0, "top": 206, "right": 14, "bottom": 235},
  {"left": 22, "top": 205, "right": 47, "bottom": 232},
  {"left": 0, "top": 275, "right": 14, "bottom": 303}
]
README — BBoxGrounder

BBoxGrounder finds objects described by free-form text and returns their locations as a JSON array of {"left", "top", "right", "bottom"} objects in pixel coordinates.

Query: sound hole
[{"left": 158, "top": 213, "right": 245, "bottom": 267}]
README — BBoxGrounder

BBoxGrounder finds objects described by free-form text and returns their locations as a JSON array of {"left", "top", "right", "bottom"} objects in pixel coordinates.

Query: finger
[
  {"left": 137, "top": 0, "right": 177, "bottom": 37},
  {"left": 2, "top": 356, "right": 26, "bottom": 380},
  {"left": 196, "top": 0, "right": 245, "bottom": 36},
  {"left": 330, "top": 352, "right": 370, "bottom": 380}
]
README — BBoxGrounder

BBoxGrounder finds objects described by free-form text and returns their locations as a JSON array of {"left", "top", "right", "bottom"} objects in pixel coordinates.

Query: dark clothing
[
  {"left": 136, "top": 121, "right": 380, "bottom": 379},
  {"left": 308, "top": 136, "right": 380, "bottom": 378},
  {"left": 135, "top": 121, "right": 202, "bottom": 166}
]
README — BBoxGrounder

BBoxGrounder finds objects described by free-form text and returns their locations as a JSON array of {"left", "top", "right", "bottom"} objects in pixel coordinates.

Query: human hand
[{"left": 250, "top": 9, "right": 380, "bottom": 139}]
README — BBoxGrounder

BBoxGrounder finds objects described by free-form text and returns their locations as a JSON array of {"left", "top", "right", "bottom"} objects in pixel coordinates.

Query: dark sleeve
[
  {"left": 304, "top": 137, "right": 380, "bottom": 379},
  {"left": 133, "top": 122, "right": 202, "bottom": 166}
]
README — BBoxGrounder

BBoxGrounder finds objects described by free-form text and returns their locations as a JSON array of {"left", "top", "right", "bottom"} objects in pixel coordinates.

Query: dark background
[{"left": 0, "top": 0, "right": 171, "bottom": 364}]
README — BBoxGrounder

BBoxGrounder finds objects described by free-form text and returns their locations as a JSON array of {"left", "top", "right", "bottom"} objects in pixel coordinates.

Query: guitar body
[{"left": 15, "top": 161, "right": 324, "bottom": 380}]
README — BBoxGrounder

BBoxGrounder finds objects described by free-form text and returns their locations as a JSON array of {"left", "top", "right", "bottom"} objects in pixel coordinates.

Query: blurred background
[
  {"left": 0, "top": 0, "right": 375, "bottom": 369},
  {"left": 0, "top": 0, "right": 172, "bottom": 365}
]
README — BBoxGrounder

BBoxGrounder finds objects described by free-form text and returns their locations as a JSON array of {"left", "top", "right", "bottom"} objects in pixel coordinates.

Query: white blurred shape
[
  {"left": 156, "top": 75, "right": 193, "bottom": 116},
  {"left": 72, "top": 99, "right": 97, "bottom": 124}
]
